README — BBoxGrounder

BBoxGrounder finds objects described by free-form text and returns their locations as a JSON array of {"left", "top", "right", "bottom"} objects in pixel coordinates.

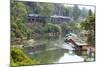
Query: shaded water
[{"left": 24, "top": 36, "right": 95, "bottom": 64}]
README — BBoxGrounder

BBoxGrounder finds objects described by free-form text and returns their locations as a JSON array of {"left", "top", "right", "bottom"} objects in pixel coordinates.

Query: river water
[{"left": 24, "top": 36, "right": 95, "bottom": 65}]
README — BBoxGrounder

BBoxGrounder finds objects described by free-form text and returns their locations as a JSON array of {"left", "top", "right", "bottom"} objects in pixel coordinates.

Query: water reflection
[
  {"left": 24, "top": 36, "right": 95, "bottom": 64},
  {"left": 56, "top": 53, "right": 84, "bottom": 63}
]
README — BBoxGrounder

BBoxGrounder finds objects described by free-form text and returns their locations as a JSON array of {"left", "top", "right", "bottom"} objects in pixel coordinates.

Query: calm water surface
[{"left": 24, "top": 36, "right": 95, "bottom": 64}]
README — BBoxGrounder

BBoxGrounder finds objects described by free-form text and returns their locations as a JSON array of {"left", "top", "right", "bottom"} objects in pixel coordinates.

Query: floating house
[
  {"left": 64, "top": 33, "right": 95, "bottom": 53},
  {"left": 27, "top": 3, "right": 72, "bottom": 24},
  {"left": 27, "top": 14, "right": 72, "bottom": 24}
]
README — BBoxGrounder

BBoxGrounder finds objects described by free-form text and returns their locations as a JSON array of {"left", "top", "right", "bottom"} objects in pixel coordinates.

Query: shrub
[{"left": 11, "top": 48, "right": 39, "bottom": 66}]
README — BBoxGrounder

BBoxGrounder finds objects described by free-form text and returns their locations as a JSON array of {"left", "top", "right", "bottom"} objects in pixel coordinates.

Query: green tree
[
  {"left": 73, "top": 5, "right": 81, "bottom": 21},
  {"left": 80, "top": 7, "right": 88, "bottom": 18},
  {"left": 64, "top": 7, "right": 73, "bottom": 17},
  {"left": 11, "top": 48, "right": 39, "bottom": 67},
  {"left": 46, "top": 23, "right": 60, "bottom": 33},
  {"left": 80, "top": 9, "right": 95, "bottom": 46},
  {"left": 11, "top": 0, "right": 28, "bottom": 39}
]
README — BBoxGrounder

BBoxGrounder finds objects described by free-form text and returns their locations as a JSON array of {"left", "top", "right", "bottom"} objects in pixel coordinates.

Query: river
[{"left": 24, "top": 36, "right": 95, "bottom": 65}]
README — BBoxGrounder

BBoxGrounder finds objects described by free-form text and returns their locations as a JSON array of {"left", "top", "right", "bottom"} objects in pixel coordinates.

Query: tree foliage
[
  {"left": 11, "top": 48, "right": 39, "bottom": 67},
  {"left": 11, "top": 0, "right": 54, "bottom": 39},
  {"left": 11, "top": 0, "right": 28, "bottom": 39},
  {"left": 80, "top": 9, "right": 95, "bottom": 46},
  {"left": 72, "top": 5, "right": 81, "bottom": 21}
]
